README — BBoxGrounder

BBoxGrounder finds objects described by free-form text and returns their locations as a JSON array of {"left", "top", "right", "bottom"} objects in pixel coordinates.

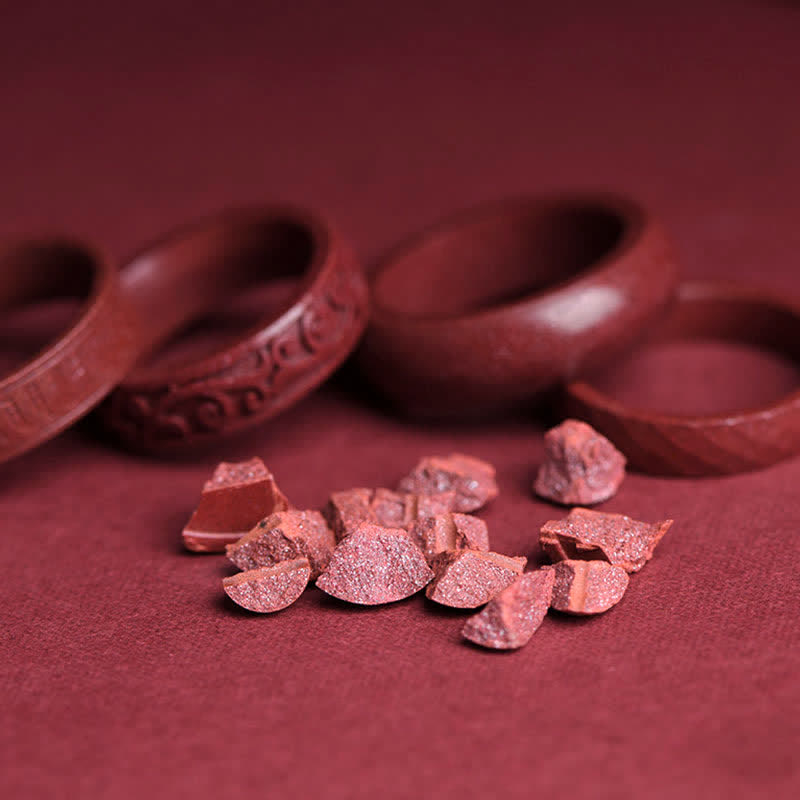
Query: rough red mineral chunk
[
  {"left": 425, "top": 550, "right": 526, "bottom": 608},
  {"left": 315, "top": 523, "right": 434, "bottom": 605},
  {"left": 182, "top": 457, "right": 289, "bottom": 553},
  {"left": 369, "top": 488, "right": 421, "bottom": 530},
  {"left": 534, "top": 419, "right": 626, "bottom": 505},
  {"left": 222, "top": 558, "right": 310, "bottom": 613},
  {"left": 415, "top": 492, "right": 458, "bottom": 519},
  {"left": 324, "top": 488, "right": 372, "bottom": 539},
  {"left": 408, "top": 513, "right": 490, "bottom": 563},
  {"left": 462, "top": 568, "right": 555, "bottom": 649},
  {"left": 225, "top": 510, "right": 335, "bottom": 579},
  {"left": 324, "top": 487, "right": 456, "bottom": 540},
  {"left": 539, "top": 507, "right": 673, "bottom": 573},
  {"left": 397, "top": 453, "right": 498, "bottom": 513},
  {"left": 549, "top": 560, "right": 629, "bottom": 615}
]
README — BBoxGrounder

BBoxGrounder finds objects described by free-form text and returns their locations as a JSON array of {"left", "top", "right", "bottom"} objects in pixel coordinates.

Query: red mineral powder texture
[
  {"left": 324, "top": 487, "right": 456, "bottom": 540},
  {"left": 549, "top": 560, "right": 629, "bottom": 615},
  {"left": 462, "top": 568, "right": 555, "bottom": 650},
  {"left": 540, "top": 507, "right": 673, "bottom": 573},
  {"left": 425, "top": 550, "right": 526, "bottom": 608},
  {"left": 397, "top": 453, "right": 498, "bottom": 513},
  {"left": 534, "top": 419, "right": 626, "bottom": 505},
  {"left": 226, "top": 510, "right": 335, "bottom": 580},
  {"left": 222, "top": 558, "right": 310, "bottom": 613},
  {"left": 408, "top": 513, "right": 489, "bottom": 564},
  {"left": 182, "top": 457, "right": 289, "bottom": 552},
  {"left": 315, "top": 523, "right": 434, "bottom": 605}
]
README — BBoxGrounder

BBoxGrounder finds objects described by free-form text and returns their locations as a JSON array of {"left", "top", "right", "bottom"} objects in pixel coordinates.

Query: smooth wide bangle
[
  {"left": 565, "top": 281, "right": 800, "bottom": 476},
  {"left": 100, "top": 207, "right": 369, "bottom": 453},
  {"left": 0, "top": 240, "right": 139, "bottom": 463},
  {"left": 359, "top": 194, "right": 678, "bottom": 419}
]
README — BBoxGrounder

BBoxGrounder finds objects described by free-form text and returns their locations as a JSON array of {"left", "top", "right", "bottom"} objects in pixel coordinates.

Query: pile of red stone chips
[{"left": 184, "top": 424, "right": 673, "bottom": 651}]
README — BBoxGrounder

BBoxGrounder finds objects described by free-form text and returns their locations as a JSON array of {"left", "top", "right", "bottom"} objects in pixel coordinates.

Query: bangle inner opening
[
  {"left": 373, "top": 203, "right": 625, "bottom": 317},
  {"left": 0, "top": 243, "right": 98, "bottom": 376},
  {"left": 122, "top": 217, "right": 317, "bottom": 369},
  {"left": 583, "top": 294, "right": 800, "bottom": 415}
]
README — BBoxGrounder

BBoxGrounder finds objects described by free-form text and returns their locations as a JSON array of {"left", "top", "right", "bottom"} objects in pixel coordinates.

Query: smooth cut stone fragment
[
  {"left": 226, "top": 510, "right": 335, "bottom": 579},
  {"left": 534, "top": 418, "right": 626, "bottom": 505},
  {"left": 462, "top": 568, "right": 555, "bottom": 650},
  {"left": 182, "top": 457, "right": 290, "bottom": 552},
  {"left": 408, "top": 513, "right": 490, "bottom": 563},
  {"left": 324, "top": 487, "right": 456, "bottom": 540},
  {"left": 425, "top": 549, "right": 526, "bottom": 608},
  {"left": 315, "top": 523, "right": 434, "bottom": 605},
  {"left": 222, "top": 558, "right": 310, "bottom": 613},
  {"left": 549, "top": 560, "right": 629, "bottom": 615},
  {"left": 539, "top": 507, "right": 673, "bottom": 573},
  {"left": 397, "top": 453, "right": 499, "bottom": 513}
]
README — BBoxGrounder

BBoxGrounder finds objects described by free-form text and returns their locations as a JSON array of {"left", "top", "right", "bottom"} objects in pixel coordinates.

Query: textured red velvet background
[{"left": 2, "top": 2, "right": 799, "bottom": 798}]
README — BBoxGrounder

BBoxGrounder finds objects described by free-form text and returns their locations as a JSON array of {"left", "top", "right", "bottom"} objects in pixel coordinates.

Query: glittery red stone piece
[
  {"left": 182, "top": 457, "right": 290, "bottom": 553},
  {"left": 324, "top": 487, "right": 456, "bottom": 540},
  {"left": 549, "top": 560, "right": 629, "bottom": 615},
  {"left": 324, "top": 488, "right": 372, "bottom": 539},
  {"left": 315, "top": 523, "right": 434, "bottom": 605},
  {"left": 462, "top": 568, "right": 555, "bottom": 649},
  {"left": 425, "top": 550, "right": 526, "bottom": 608},
  {"left": 408, "top": 513, "right": 490, "bottom": 563},
  {"left": 203, "top": 458, "right": 269, "bottom": 491},
  {"left": 369, "top": 488, "right": 418, "bottom": 530},
  {"left": 222, "top": 558, "right": 310, "bottom": 613},
  {"left": 226, "top": 510, "right": 335, "bottom": 579},
  {"left": 415, "top": 492, "right": 458, "bottom": 518},
  {"left": 540, "top": 507, "right": 673, "bottom": 573},
  {"left": 397, "top": 453, "right": 498, "bottom": 513},
  {"left": 534, "top": 419, "right": 626, "bottom": 505}
]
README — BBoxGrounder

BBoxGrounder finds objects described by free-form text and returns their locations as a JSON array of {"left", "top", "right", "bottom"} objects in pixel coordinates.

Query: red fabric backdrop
[{"left": 2, "top": 2, "right": 799, "bottom": 797}]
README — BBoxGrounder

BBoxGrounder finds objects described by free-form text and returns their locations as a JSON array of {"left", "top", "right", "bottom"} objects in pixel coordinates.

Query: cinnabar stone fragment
[
  {"left": 415, "top": 492, "right": 458, "bottom": 519},
  {"left": 324, "top": 487, "right": 456, "bottom": 540},
  {"left": 182, "top": 457, "right": 289, "bottom": 552},
  {"left": 534, "top": 419, "right": 626, "bottom": 505},
  {"left": 315, "top": 523, "right": 434, "bottom": 605},
  {"left": 408, "top": 513, "right": 489, "bottom": 563},
  {"left": 462, "top": 568, "right": 555, "bottom": 650},
  {"left": 397, "top": 453, "right": 498, "bottom": 512},
  {"left": 540, "top": 507, "right": 673, "bottom": 573},
  {"left": 226, "top": 510, "right": 335, "bottom": 579},
  {"left": 426, "top": 550, "right": 526, "bottom": 608},
  {"left": 324, "top": 488, "right": 372, "bottom": 539},
  {"left": 369, "top": 488, "right": 424, "bottom": 530},
  {"left": 222, "top": 558, "right": 310, "bottom": 613},
  {"left": 550, "top": 560, "right": 629, "bottom": 615}
]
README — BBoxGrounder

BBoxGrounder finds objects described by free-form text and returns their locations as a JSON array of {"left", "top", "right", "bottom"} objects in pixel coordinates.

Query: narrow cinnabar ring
[
  {"left": 565, "top": 281, "right": 800, "bottom": 476},
  {"left": 359, "top": 194, "right": 679, "bottom": 419}
]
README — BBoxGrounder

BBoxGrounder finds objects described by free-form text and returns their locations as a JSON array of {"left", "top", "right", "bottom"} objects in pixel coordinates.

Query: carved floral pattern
[{"left": 102, "top": 262, "right": 368, "bottom": 449}]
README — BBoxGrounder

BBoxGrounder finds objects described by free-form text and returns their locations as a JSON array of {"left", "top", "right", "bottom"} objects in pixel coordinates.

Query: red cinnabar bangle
[
  {"left": 359, "top": 194, "right": 678, "bottom": 419},
  {"left": 0, "top": 240, "right": 139, "bottom": 463},
  {"left": 100, "top": 207, "right": 369, "bottom": 453},
  {"left": 566, "top": 281, "right": 800, "bottom": 476}
]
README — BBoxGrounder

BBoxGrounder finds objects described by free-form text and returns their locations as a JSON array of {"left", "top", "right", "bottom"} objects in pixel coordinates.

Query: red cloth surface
[{"left": 2, "top": 2, "right": 799, "bottom": 797}]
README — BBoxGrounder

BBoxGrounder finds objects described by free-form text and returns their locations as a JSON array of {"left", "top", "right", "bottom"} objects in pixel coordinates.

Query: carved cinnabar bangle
[
  {"left": 0, "top": 240, "right": 139, "bottom": 463},
  {"left": 100, "top": 207, "right": 369, "bottom": 453},
  {"left": 565, "top": 281, "right": 800, "bottom": 476},
  {"left": 359, "top": 194, "right": 678, "bottom": 419}
]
